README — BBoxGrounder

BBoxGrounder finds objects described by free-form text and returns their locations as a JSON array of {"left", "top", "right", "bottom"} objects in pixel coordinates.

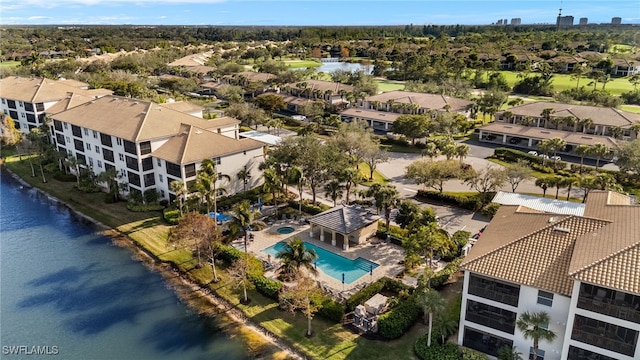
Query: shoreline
[{"left": 2, "top": 167, "right": 306, "bottom": 360}]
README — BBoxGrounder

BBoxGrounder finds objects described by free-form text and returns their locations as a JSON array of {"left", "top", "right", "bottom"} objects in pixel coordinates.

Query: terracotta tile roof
[
  {"left": 365, "top": 91, "right": 472, "bottom": 112},
  {"left": 278, "top": 95, "right": 312, "bottom": 106},
  {"left": 465, "top": 191, "right": 640, "bottom": 296},
  {"left": 309, "top": 205, "right": 380, "bottom": 234},
  {"left": 568, "top": 191, "right": 640, "bottom": 295},
  {"left": 45, "top": 92, "right": 100, "bottom": 114},
  {"left": 463, "top": 206, "right": 609, "bottom": 296},
  {"left": 51, "top": 95, "right": 230, "bottom": 142},
  {"left": 168, "top": 51, "right": 213, "bottom": 67},
  {"left": 0, "top": 76, "right": 111, "bottom": 103},
  {"left": 340, "top": 108, "right": 400, "bottom": 122},
  {"left": 158, "top": 101, "right": 204, "bottom": 114},
  {"left": 502, "top": 102, "right": 640, "bottom": 128},
  {"left": 479, "top": 123, "right": 620, "bottom": 148},
  {"left": 232, "top": 71, "right": 276, "bottom": 83},
  {"left": 151, "top": 124, "right": 263, "bottom": 164},
  {"left": 184, "top": 65, "right": 215, "bottom": 74}
]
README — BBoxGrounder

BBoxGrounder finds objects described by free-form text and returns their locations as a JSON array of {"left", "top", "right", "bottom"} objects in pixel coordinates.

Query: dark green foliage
[
  {"left": 287, "top": 200, "right": 330, "bottom": 215},
  {"left": 414, "top": 337, "right": 461, "bottom": 360},
  {"left": 218, "top": 245, "right": 243, "bottom": 263},
  {"left": 126, "top": 203, "right": 164, "bottom": 212},
  {"left": 621, "top": 90, "right": 640, "bottom": 105},
  {"left": 163, "top": 208, "right": 181, "bottom": 225},
  {"left": 53, "top": 172, "right": 76, "bottom": 182},
  {"left": 216, "top": 187, "right": 263, "bottom": 210},
  {"left": 346, "top": 277, "right": 412, "bottom": 312},
  {"left": 461, "top": 347, "right": 490, "bottom": 360},
  {"left": 377, "top": 296, "right": 421, "bottom": 339},
  {"left": 494, "top": 148, "right": 543, "bottom": 165},
  {"left": 430, "top": 259, "right": 462, "bottom": 289},
  {"left": 249, "top": 274, "right": 283, "bottom": 299},
  {"left": 315, "top": 297, "right": 346, "bottom": 323},
  {"left": 479, "top": 203, "right": 500, "bottom": 218},
  {"left": 415, "top": 190, "right": 484, "bottom": 211}
]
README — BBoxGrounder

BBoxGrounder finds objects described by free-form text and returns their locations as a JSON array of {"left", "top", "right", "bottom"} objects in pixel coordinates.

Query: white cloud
[{"left": 27, "top": 16, "right": 51, "bottom": 20}]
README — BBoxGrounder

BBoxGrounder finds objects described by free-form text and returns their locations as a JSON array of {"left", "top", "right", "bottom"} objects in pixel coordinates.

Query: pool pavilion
[{"left": 308, "top": 205, "right": 380, "bottom": 250}]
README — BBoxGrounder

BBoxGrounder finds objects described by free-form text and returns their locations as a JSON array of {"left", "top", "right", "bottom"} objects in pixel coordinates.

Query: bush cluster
[
  {"left": 218, "top": 245, "right": 243, "bottom": 263},
  {"left": 430, "top": 258, "right": 462, "bottom": 289},
  {"left": 126, "top": 203, "right": 164, "bottom": 212},
  {"left": 493, "top": 148, "right": 542, "bottom": 165},
  {"left": 315, "top": 296, "right": 346, "bottom": 323},
  {"left": 53, "top": 172, "right": 77, "bottom": 182},
  {"left": 346, "top": 277, "right": 412, "bottom": 312},
  {"left": 217, "top": 187, "right": 263, "bottom": 210},
  {"left": 416, "top": 190, "right": 483, "bottom": 211},
  {"left": 414, "top": 337, "right": 461, "bottom": 360},
  {"left": 287, "top": 200, "right": 330, "bottom": 215},
  {"left": 377, "top": 296, "right": 421, "bottom": 339},
  {"left": 461, "top": 347, "right": 490, "bottom": 360},
  {"left": 479, "top": 203, "right": 500, "bottom": 219},
  {"left": 249, "top": 274, "right": 283, "bottom": 299},
  {"left": 163, "top": 208, "right": 181, "bottom": 225}
]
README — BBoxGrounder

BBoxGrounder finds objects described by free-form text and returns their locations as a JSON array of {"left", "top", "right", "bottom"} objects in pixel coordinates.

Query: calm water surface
[{"left": 0, "top": 173, "right": 249, "bottom": 360}]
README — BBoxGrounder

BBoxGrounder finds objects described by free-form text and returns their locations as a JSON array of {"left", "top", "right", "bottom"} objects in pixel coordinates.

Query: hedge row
[
  {"left": 414, "top": 338, "right": 461, "bottom": 360},
  {"left": 218, "top": 245, "right": 244, "bottom": 263},
  {"left": 287, "top": 200, "right": 330, "bottom": 215},
  {"left": 431, "top": 258, "right": 462, "bottom": 289},
  {"left": 416, "top": 190, "right": 484, "bottom": 211},
  {"left": 494, "top": 148, "right": 543, "bottom": 165},
  {"left": 249, "top": 274, "right": 283, "bottom": 299},
  {"left": 127, "top": 203, "right": 164, "bottom": 212},
  {"left": 345, "top": 277, "right": 412, "bottom": 312},
  {"left": 316, "top": 297, "right": 346, "bottom": 323},
  {"left": 377, "top": 296, "right": 421, "bottom": 339}
]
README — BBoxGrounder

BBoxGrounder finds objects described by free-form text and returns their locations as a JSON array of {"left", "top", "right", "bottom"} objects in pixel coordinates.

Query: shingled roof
[
  {"left": 463, "top": 191, "right": 640, "bottom": 296},
  {"left": 309, "top": 205, "right": 380, "bottom": 234},
  {"left": 365, "top": 90, "right": 472, "bottom": 113}
]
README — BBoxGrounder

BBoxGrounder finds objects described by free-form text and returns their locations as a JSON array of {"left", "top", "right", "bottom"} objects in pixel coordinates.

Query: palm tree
[
  {"left": 455, "top": 144, "right": 470, "bottom": 164},
  {"left": 516, "top": 311, "right": 557, "bottom": 360},
  {"left": 589, "top": 143, "right": 609, "bottom": 168},
  {"left": 415, "top": 288, "right": 445, "bottom": 347},
  {"left": 169, "top": 180, "right": 187, "bottom": 215},
  {"left": 324, "top": 180, "right": 344, "bottom": 207},
  {"left": 537, "top": 140, "right": 552, "bottom": 165},
  {"left": 366, "top": 184, "right": 400, "bottom": 230},
  {"left": 276, "top": 237, "right": 318, "bottom": 281},
  {"left": 263, "top": 168, "right": 282, "bottom": 217},
  {"left": 547, "top": 137, "right": 566, "bottom": 166},
  {"left": 550, "top": 175, "right": 565, "bottom": 199},
  {"left": 630, "top": 123, "right": 640, "bottom": 139},
  {"left": 607, "top": 126, "right": 623, "bottom": 139},
  {"left": 198, "top": 158, "right": 230, "bottom": 223},
  {"left": 65, "top": 156, "right": 81, "bottom": 187},
  {"left": 562, "top": 176, "right": 578, "bottom": 201},
  {"left": 236, "top": 168, "right": 251, "bottom": 193},
  {"left": 288, "top": 166, "right": 306, "bottom": 214},
  {"left": 535, "top": 178, "right": 550, "bottom": 197},
  {"left": 578, "top": 117, "right": 593, "bottom": 134},
  {"left": 574, "top": 144, "right": 591, "bottom": 174},
  {"left": 338, "top": 167, "right": 364, "bottom": 204},
  {"left": 540, "top": 108, "right": 555, "bottom": 129},
  {"left": 229, "top": 201, "right": 265, "bottom": 254}
]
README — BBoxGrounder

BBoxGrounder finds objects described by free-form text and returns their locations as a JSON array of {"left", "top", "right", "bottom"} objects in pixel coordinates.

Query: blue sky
[{"left": 1, "top": 0, "right": 638, "bottom": 26}]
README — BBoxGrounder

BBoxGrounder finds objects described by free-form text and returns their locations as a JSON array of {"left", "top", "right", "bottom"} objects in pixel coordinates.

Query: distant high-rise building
[
  {"left": 503, "top": 19, "right": 508, "bottom": 25},
  {"left": 612, "top": 17, "right": 622, "bottom": 25},
  {"left": 510, "top": 18, "right": 522, "bottom": 25},
  {"left": 496, "top": 19, "right": 503, "bottom": 25},
  {"left": 556, "top": 15, "right": 574, "bottom": 27},
  {"left": 579, "top": 17, "right": 588, "bottom": 25}
]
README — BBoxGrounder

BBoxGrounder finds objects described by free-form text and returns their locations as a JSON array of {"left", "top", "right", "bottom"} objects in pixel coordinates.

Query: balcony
[
  {"left": 468, "top": 274, "right": 520, "bottom": 307},
  {"left": 578, "top": 284, "right": 640, "bottom": 324},
  {"left": 466, "top": 300, "right": 516, "bottom": 334},
  {"left": 571, "top": 315, "right": 638, "bottom": 357}
]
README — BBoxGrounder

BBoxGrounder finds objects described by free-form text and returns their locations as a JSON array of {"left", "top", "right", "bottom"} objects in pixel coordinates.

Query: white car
[
  {"left": 527, "top": 151, "right": 538, "bottom": 156},
  {"left": 550, "top": 155, "right": 561, "bottom": 161},
  {"left": 539, "top": 154, "right": 549, "bottom": 159}
]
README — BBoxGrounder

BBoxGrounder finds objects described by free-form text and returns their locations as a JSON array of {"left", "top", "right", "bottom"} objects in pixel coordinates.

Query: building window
[
  {"left": 529, "top": 347, "right": 545, "bottom": 360},
  {"left": 160, "top": 190, "right": 165, "bottom": 197},
  {"left": 9, "top": 110, "right": 18, "bottom": 120},
  {"left": 537, "top": 291, "right": 554, "bottom": 307},
  {"left": 139, "top": 141, "right": 151, "bottom": 155},
  {"left": 7, "top": 100, "right": 16, "bottom": 109},
  {"left": 141, "top": 157, "right": 153, "bottom": 171},
  {"left": 19, "top": 101, "right": 24, "bottom": 107},
  {"left": 53, "top": 120, "right": 63, "bottom": 132},
  {"left": 166, "top": 162, "right": 181, "bottom": 177},
  {"left": 119, "top": 153, "right": 124, "bottom": 161},
  {"left": 143, "top": 173, "right": 155, "bottom": 187},
  {"left": 102, "top": 149, "right": 114, "bottom": 163},
  {"left": 55, "top": 133, "right": 66, "bottom": 145},
  {"left": 116, "top": 138, "right": 122, "bottom": 146},
  {"left": 123, "top": 140, "right": 136, "bottom": 154},
  {"left": 465, "top": 299, "right": 517, "bottom": 334},
  {"left": 128, "top": 171, "right": 141, "bottom": 187},
  {"left": 20, "top": 113, "right": 26, "bottom": 119},
  {"left": 97, "top": 160, "right": 102, "bottom": 168},
  {"left": 213, "top": 157, "right": 221, "bottom": 165},
  {"left": 24, "top": 103, "right": 34, "bottom": 112},
  {"left": 74, "top": 139, "right": 84, "bottom": 152},
  {"left": 125, "top": 156, "right": 139, "bottom": 171},
  {"left": 1, "top": 99, "right": 5, "bottom": 104},
  {"left": 159, "top": 174, "right": 163, "bottom": 183},
  {"left": 86, "top": 143, "right": 91, "bottom": 150},
  {"left": 462, "top": 327, "right": 513, "bottom": 358},
  {"left": 95, "top": 145, "right": 100, "bottom": 154},
  {"left": 26, "top": 114, "right": 36, "bottom": 123},
  {"left": 71, "top": 125, "right": 82, "bottom": 138},
  {"left": 92, "top": 130, "right": 98, "bottom": 139},
  {"left": 63, "top": 122, "right": 68, "bottom": 129},
  {"left": 468, "top": 274, "right": 520, "bottom": 307},
  {"left": 184, "top": 164, "right": 196, "bottom": 178},
  {"left": 88, "top": 157, "right": 93, "bottom": 167},
  {"left": 66, "top": 136, "right": 70, "bottom": 144},
  {"left": 84, "top": 128, "right": 89, "bottom": 136},
  {"left": 156, "top": 158, "right": 162, "bottom": 166},
  {"left": 36, "top": 103, "right": 44, "bottom": 112},
  {"left": 100, "top": 133, "right": 112, "bottom": 147}
]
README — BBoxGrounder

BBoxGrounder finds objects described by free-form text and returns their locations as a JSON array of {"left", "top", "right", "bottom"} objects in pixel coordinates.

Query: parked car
[
  {"left": 539, "top": 154, "right": 549, "bottom": 159},
  {"left": 527, "top": 151, "right": 538, "bottom": 156},
  {"left": 509, "top": 137, "right": 521, "bottom": 144},
  {"left": 550, "top": 155, "right": 561, "bottom": 161}
]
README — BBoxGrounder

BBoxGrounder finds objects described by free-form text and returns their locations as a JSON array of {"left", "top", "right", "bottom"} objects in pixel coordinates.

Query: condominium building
[
  {"left": 458, "top": 191, "right": 640, "bottom": 360},
  {"left": 0, "top": 76, "right": 112, "bottom": 134},
  {"left": 49, "top": 95, "right": 265, "bottom": 201}
]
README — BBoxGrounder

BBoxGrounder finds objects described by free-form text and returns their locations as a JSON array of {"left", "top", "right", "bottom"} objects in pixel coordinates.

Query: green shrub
[
  {"left": 287, "top": 200, "right": 330, "bottom": 215},
  {"left": 416, "top": 191, "right": 484, "bottom": 211},
  {"left": 126, "top": 203, "right": 164, "bottom": 212},
  {"left": 493, "top": 148, "right": 542, "bottom": 165},
  {"left": 219, "top": 245, "right": 243, "bottom": 264},
  {"left": 414, "top": 336, "right": 461, "bottom": 360},
  {"left": 530, "top": 163, "right": 555, "bottom": 173},
  {"left": 163, "top": 208, "right": 181, "bottom": 225},
  {"left": 346, "top": 277, "right": 413, "bottom": 312},
  {"left": 250, "top": 274, "right": 282, "bottom": 299},
  {"left": 479, "top": 203, "right": 500, "bottom": 218},
  {"left": 53, "top": 172, "right": 77, "bottom": 182},
  {"left": 377, "top": 296, "right": 421, "bottom": 339},
  {"left": 316, "top": 297, "right": 345, "bottom": 323},
  {"left": 430, "top": 258, "right": 462, "bottom": 289},
  {"left": 461, "top": 347, "right": 489, "bottom": 360}
]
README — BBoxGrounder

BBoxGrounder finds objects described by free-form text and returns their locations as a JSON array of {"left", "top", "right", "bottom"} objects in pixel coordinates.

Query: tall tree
[
  {"left": 406, "top": 159, "right": 464, "bottom": 193},
  {"left": 169, "top": 180, "right": 187, "bottom": 215},
  {"left": 574, "top": 144, "right": 591, "bottom": 173},
  {"left": 465, "top": 166, "right": 507, "bottom": 204},
  {"left": 415, "top": 287, "right": 446, "bottom": 347},
  {"left": 324, "top": 180, "right": 344, "bottom": 207},
  {"left": 278, "top": 274, "right": 323, "bottom": 337},
  {"left": 168, "top": 211, "right": 216, "bottom": 267},
  {"left": 263, "top": 168, "right": 283, "bottom": 216},
  {"left": 516, "top": 311, "right": 557, "bottom": 360},
  {"left": 236, "top": 168, "right": 251, "bottom": 193},
  {"left": 362, "top": 144, "right": 389, "bottom": 181},
  {"left": 276, "top": 237, "right": 318, "bottom": 281},
  {"left": 198, "top": 158, "right": 230, "bottom": 223},
  {"left": 229, "top": 200, "right": 265, "bottom": 254},
  {"left": 589, "top": 143, "right": 609, "bottom": 168},
  {"left": 391, "top": 114, "right": 431, "bottom": 145},
  {"left": 505, "top": 160, "right": 533, "bottom": 193},
  {"left": 616, "top": 139, "right": 640, "bottom": 176},
  {"left": 228, "top": 256, "right": 256, "bottom": 304},
  {"left": 366, "top": 183, "right": 400, "bottom": 230},
  {"left": 535, "top": 177, "right": 551, "bottom": 197}
]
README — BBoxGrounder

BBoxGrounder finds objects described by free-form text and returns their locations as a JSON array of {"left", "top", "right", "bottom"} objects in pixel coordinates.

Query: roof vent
[
  {"left": 548, "top": 217, "right": 556, "bottom": 223},
  {"left": 541, "top": 131, "right": 551, "bottom": 134},
  {"left": 553, "top": 226, "right": 571, "bottom": 234},
  {"left": 195, "top": 130, "right": 202, "bottom": 134}
]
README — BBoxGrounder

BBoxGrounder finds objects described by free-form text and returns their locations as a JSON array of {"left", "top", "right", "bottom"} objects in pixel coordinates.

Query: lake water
[
  {"left": 315, "top": 61, "right": 373, "bottom": 75},
  {"left": 0, "top": 172, "right": 249, "bottom": 360}
]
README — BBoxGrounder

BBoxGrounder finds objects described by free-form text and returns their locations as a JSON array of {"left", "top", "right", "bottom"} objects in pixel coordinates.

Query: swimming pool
[
  {"left": 277, "top": 226, "right": 295, "bottom": 235},
  {"left": 262, "top": 241, "right": 379, "bottom": 284}
]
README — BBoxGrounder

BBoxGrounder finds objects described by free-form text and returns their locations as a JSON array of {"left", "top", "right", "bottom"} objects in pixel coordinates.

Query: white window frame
[{"left": 537, "top": 290, "right": 554, "bottom": 307}]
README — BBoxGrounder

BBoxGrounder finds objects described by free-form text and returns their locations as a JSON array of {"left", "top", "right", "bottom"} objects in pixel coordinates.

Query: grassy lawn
[
  {"left": 358, "top": 162, "right": 389, "bottom": 186},
  {"left": 375, "top": 79, "right": 405, "bottom": 92},
  {"left": 493, "top": 70, "right": 635, "bottom": 96},
  {"left": 619, "top": 104, "right": 640, "bottom": 114},
  {"left": 283, "top": 59, "right": 322, "bottom": 68},
  {"left": 0, "top": 61, "right": 20, "bottom": 68}
]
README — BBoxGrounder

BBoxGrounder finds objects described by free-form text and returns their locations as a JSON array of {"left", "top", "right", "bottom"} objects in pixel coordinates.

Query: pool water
[
  {"left": 277, "top": 226, "right": 295, "bottom": 235},
  {"left": 262, "top": 241, "right": 379, "bottom": 284}
]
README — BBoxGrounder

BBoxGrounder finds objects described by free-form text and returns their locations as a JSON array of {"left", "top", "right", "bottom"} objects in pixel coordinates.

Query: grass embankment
[
  {"left": 0, "top": 61, "right": 20, "bottom": 68},
  {"left": 375, "top": 79, "right": 405, "bottom": 92},
  {"left": 2, "top": 154, "right": 431, "bottom": 360},
  {"left": 282, "top": 59, "right": 322, "bottom": 68},
  {"left": 488, "top": 71, "right": 635, "bottom": 96},
  {"left": 358, "top": 162, "right": 389, "bottom": 186}
]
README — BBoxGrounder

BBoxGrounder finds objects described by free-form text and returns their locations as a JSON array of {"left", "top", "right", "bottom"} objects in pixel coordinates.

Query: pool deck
[{"left": 230, "top": 220, "right": 405, "bottom": 299}]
